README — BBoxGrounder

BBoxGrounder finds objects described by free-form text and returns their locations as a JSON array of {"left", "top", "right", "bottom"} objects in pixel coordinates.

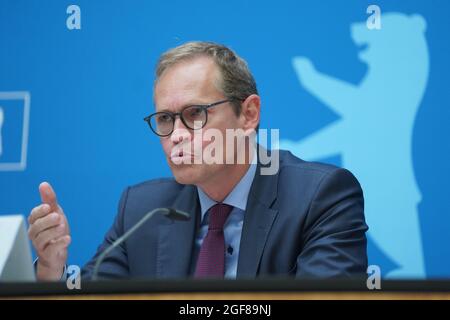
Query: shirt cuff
[{"left": 33, "top": 258, "right": 67, "bottom": 281}]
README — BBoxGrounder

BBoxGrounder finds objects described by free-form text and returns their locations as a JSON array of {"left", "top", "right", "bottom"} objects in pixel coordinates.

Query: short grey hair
[{"left": 154, "top": 41, "right": 258, "bottom": 116}]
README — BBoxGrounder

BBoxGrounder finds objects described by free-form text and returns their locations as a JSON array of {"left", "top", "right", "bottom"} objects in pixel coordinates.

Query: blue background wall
[{"left": 1, "top": 0, "right": 449, "bottom": 278}]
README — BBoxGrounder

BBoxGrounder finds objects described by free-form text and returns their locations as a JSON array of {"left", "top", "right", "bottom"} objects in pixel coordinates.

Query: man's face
[{"left": 153, "top": 56, "right": 245, "bottom": 186}]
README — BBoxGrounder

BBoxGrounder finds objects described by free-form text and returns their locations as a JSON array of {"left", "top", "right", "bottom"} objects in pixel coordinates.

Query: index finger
[{"left": 28, "top": 203, "right": 51, "bottom": 225}]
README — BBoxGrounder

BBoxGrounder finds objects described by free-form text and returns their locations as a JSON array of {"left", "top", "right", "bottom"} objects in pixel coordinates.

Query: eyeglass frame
[{"left": 143, "top": 99, "right": 239, "bottom": 137}]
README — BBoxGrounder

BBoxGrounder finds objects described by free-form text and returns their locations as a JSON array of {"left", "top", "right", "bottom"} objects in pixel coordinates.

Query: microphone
[{"left": 92, "top": 207, "right": 190, "bottom": 280}]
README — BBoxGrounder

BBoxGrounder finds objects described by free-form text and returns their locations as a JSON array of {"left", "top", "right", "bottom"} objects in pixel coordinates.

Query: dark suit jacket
[{"left": 82, "top": 150, "right": 368, "bottom": 279}]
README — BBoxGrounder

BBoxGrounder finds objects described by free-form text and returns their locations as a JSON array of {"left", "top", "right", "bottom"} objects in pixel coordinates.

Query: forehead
[{"left": 154, "top": 56, "right": 222, "bottom": 111}]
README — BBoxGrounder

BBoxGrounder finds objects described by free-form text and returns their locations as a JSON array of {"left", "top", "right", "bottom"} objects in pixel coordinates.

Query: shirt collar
[{"left": 197, "top": 162, "right": 257, "bottom": 221}]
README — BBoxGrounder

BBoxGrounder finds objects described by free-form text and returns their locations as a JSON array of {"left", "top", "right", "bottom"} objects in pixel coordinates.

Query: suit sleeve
[
  {"left": 81, "top": 187, "right": 131, "bottom": 280},
  {"left": 296, "top": 168, "right": 368, "bottom": 278}
]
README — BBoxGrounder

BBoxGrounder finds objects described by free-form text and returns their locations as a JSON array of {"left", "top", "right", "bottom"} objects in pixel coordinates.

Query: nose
[{"left": 170, "top": 117, "right": 191, "bottom": 144}]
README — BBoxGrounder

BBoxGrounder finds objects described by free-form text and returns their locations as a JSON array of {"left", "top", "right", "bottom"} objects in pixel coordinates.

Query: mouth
[{"left": 170, "top": 149, "right": 195, "bottom": 165}]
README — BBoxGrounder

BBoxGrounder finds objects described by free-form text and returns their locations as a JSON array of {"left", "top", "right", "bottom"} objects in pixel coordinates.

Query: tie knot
[{"left": 208, "top": 203, "right": 233, "bottom": 230}]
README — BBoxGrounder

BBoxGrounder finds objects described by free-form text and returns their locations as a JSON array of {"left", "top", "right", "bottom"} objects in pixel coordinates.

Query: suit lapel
[
  {"left": 156, "top": 184, "right": 199, "bottom": 277},
  {"left": 237, "top": 154, "right": 279, "bottom": 278},
  {"left": 155, "top": 148, "right": 280, "bottom": 278}
]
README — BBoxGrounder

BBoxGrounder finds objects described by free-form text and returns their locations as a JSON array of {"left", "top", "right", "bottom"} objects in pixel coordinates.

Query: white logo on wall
[
  {"left": 0, "top": 92, "right": 31, "bottom": 171},
  {"left": 0, "top": 107, "right": 3, "bottom": 157},
  {"left": 280, "top": 12, "right": 428, "bottom": 278}
]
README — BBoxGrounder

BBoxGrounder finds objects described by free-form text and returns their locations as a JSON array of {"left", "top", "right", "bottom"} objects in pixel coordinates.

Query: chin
[{"left": 170, "top": 164, "right": 202, "bottom": 185}]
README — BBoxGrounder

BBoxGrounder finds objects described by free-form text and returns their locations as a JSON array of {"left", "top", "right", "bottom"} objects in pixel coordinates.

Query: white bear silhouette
[{"left": 280, "top": 13, "right": 428, "bottom": 278}]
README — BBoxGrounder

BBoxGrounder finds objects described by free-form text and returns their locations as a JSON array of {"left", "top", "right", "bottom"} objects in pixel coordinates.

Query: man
[{"left": 28, "top": 41, "right": 368, "bottom": 280}]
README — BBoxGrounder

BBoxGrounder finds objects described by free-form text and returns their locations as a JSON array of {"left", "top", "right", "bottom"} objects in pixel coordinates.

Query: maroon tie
[{"left": 195, "top": 203, "right": 233, "bottom": 278}]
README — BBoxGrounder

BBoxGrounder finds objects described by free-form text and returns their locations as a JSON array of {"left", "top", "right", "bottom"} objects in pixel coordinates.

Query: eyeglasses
[{"left": 144, "top": 99, "right": 233, "bottom": 137}]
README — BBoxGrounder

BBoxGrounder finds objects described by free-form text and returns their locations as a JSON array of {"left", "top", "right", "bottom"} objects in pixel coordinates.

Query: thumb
[{"left": 39, "top": 181, "right": 59, "bottom": 212}]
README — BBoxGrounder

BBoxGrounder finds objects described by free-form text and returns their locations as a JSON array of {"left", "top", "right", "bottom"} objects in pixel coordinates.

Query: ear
[{"left": 240, "top": 94, "right": 260, "bottom": 134}]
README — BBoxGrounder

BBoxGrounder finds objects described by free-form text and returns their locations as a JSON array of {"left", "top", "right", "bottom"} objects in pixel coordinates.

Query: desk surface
[
  {"left": 2, "top": 279, "right": 450, "bottom": 300},
  {"left": 14, "top": 292, "right": 450, "bottom": 300}
]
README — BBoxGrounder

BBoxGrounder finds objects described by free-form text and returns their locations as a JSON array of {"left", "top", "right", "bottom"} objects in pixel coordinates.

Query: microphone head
[{"left": 164, "top": 208, "right": 190, "bottom": 221}]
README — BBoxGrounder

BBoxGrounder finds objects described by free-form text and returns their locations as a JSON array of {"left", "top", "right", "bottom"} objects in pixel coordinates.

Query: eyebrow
[{"left": 157, "top": 101, "right": 210, "bottom": 113}]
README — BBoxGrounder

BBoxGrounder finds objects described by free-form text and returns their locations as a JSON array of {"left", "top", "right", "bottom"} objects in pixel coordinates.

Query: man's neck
[
  {"left": 198, "top": 162, "right": 251, "bottom": 202},
  {"left": 198, "top": 139, "right": 257, "bottom": 202}
]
